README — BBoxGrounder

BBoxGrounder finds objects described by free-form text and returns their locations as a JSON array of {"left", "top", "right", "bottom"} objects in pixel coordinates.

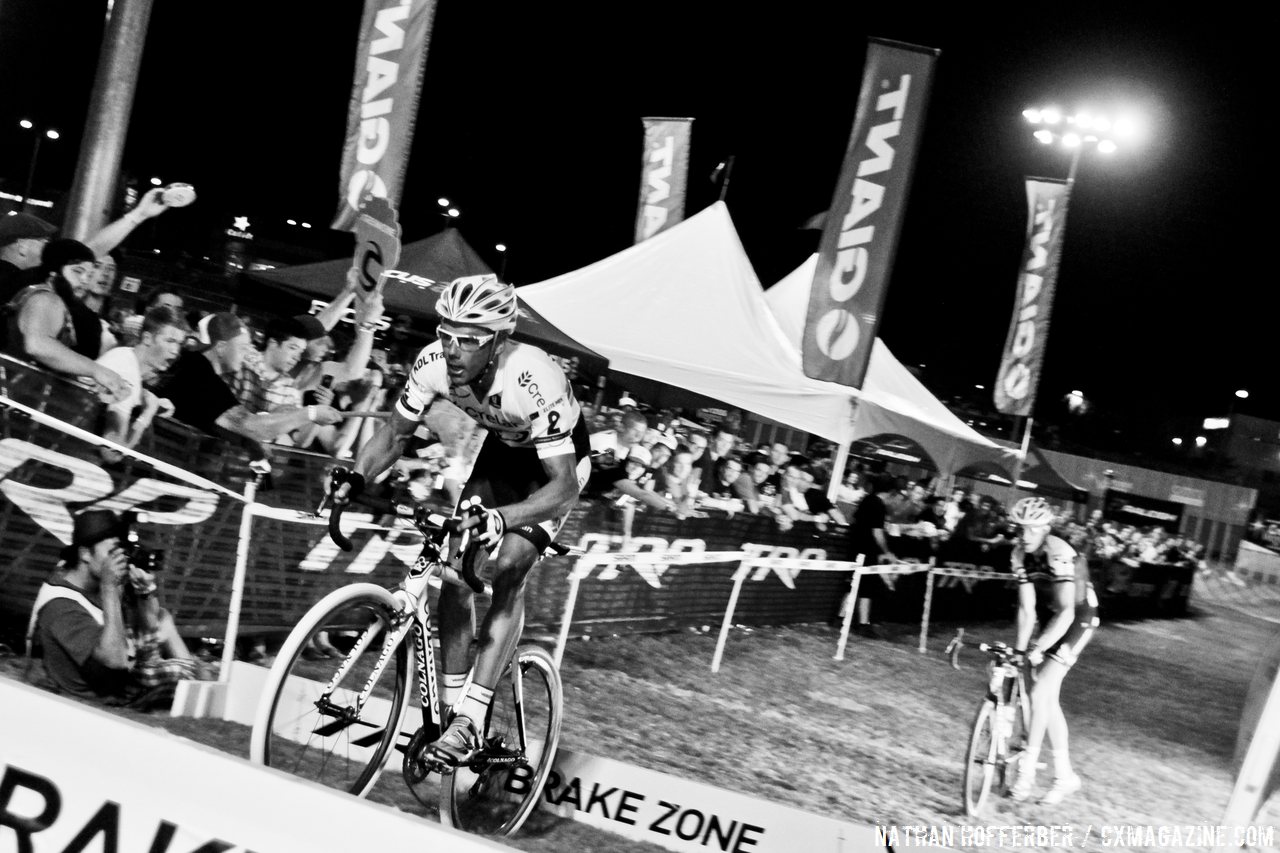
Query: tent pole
[
  {"left": 1007, "top": 416, "right": 1034, "bottom": 505},
  {"left": 827, "top": 436, "right": 852, "bottom": 502}
]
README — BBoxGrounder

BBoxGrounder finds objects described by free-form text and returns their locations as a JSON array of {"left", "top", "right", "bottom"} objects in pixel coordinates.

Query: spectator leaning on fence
[
  {"left": 3, "top": 238, "right": 130, "bottom": 403},
  {"left": 157, "top": 312, "right": 341, "bottom": 445},
  {"left": 95, "top": 306, "right": 188, "bottom": 460},
  {"left": 26, "top": 509, "right": 206, "bottom": 707}
]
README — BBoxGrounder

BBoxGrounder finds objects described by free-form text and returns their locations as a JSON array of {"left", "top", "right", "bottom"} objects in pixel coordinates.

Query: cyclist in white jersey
[{"left": 331, "top": 274, "right": 591, "bottom": 765}]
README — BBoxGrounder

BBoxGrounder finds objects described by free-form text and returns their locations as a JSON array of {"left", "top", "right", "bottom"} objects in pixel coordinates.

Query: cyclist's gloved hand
[
  {"left": 329, "top": 468, "right": 366, "bottom": 507},
  {"left": 1026, "top": 647, "right": 1044, "bottom": 668},
  {"left": 459, "top": 497, "right": 506, "bottom": 550}
]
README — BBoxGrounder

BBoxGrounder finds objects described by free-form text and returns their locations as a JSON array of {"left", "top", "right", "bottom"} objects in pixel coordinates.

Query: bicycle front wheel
[
  {"left": 249, "top": 583, "right": 412, "bottom": 798},
  {"left": 962, "top": 699, "right": 999, "bottom": 817},
  {"left": 442, "top": 644, "right": 563, "bottom": 836}
]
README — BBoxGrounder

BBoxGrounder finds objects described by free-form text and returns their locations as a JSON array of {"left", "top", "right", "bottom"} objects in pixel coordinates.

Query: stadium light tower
[
  {"left": 1022, "top": 106, "right": 1131, "bottom": 185},
  {"left": 18, "top": 120, "right": 59, "bottom": 212}
]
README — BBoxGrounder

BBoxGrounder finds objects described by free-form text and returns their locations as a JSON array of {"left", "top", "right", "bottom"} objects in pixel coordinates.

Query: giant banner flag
[
  {"left": 332, "top": 0, "right": 435, "bottom": 233},
  {"left": 803, "top": 39, "right": 938, "bottom": 388},
  {"left": 993, "top": 178, "right": 1070, "bottom": 416},
  {"left": 634, "top": 117, "right": 694, "bottom": 243}
]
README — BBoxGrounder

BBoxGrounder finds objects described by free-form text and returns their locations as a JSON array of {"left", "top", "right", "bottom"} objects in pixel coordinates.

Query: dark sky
[{"left": 0, "top": 1, "right": 1269, "bottom": 429}]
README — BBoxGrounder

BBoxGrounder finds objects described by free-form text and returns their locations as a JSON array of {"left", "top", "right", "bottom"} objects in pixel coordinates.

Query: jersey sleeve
[
  {"left": 511, "top": 348, "right": 580, "bottom": 458},
  {"left": 395, "top": 342, "right": 448, "bottom": 421}
]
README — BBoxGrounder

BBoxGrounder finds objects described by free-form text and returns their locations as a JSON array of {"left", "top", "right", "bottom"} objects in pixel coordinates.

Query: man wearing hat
[
  {"left": 26, "top": 509, "right": 200, "bottom": 703},
  {"left": 3, "top": 237, "right": 130, "bottom": 402},
  {"left": 0, "top": 212, "right": 57, "bottom": 303}
]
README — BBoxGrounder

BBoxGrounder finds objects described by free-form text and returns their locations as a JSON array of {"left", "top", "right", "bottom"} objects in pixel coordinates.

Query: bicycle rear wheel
[
  {"left": 962, "top": 699, "right": 999, "bottom": 816},
  {"left": 441, "top": 645, "right": 563, "bottom": 836},
  {"left": 249, "top": 583, "right": 412, "bottom": 798}
]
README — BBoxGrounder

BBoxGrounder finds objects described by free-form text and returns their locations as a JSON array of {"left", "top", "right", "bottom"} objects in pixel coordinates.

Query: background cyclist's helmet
[
  {"left": 435, "top": 274, "right": 517, "bottom": 332},
  {"left": 1009, "top": 496, "right": 1054, "bottom": 527}
]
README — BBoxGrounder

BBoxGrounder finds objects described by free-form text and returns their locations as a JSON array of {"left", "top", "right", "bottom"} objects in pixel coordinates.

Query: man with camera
[{"left": 26, "top": 509, "right": 202, "bottom": 705}]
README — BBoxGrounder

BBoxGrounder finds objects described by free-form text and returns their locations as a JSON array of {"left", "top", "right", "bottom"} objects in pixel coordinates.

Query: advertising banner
[
  {"left": 332, "top": 0, "right": 436, "bottom": 232},
  {"left": 634, "top": 117, "right": 694, "bottom": 243},
  {"left": 993, "top": 178, "right": 1070, "bottom": 416},
  {"left": 803, "top": 39, "right": 938, "bottom": 388},
  {"left": 1103, "top": 489, "right": 1185, "bottom": 532}
]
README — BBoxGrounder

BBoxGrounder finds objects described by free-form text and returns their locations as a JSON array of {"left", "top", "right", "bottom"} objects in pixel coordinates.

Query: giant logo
[{"left": 998, "top": 194, "right": 1060, "bottom": 405}]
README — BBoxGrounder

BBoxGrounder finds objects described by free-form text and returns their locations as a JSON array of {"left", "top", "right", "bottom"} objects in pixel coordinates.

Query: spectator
[
  {"left": 116, "top": 287, "right": 186, "bottom": 347},
  {"left": 587, "top": 409, "right": 656, "bottom": 499},
  {"left": 704, "top": 455, "right": 745, "bottom": 500},
  {"left": 0, "top": 212, "right": 57, "bottom": 303},
  {"left": 156, "top": 312, "right": 341, "bottom": 445},
  {"left": 761, "top": 441, "right": 793, "bottom": 495},
  {"left": 647, "top": 438, "right": 674, "bottom": 476},
  {"left": 844, "top": 473, "right": 897, "bottom": 638},
  {"left": 26, "top": 509, "right": 206, "bottom": 706},
  {"left": 95, "top": 306, "right": 188, "bottom": 459},
  {"left": 3, "top": 238, "right": 129, "bottom": 402},
  {"left": 697, "top": 426, "right": 738, "bottom": 493},
  {"left": 943, "top": 486, "right": 970, "bottom": 532},
  {"left": 652, "top": 444, "right": 698, "bottom": 516},
  {"left": 835, "top": 468, "right": 866, "bottom": 518},
  {"left": 732, "top": 451, "right": 773, "bottom": 514}
]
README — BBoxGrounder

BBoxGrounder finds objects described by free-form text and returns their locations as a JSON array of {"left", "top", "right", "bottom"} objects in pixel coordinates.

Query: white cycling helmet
[
  {"left": 435, "top": 274, "right": 517, "bottom": 332},
  {"left": 1009, "top": 496, "right": 1054, "bottom": 527}
]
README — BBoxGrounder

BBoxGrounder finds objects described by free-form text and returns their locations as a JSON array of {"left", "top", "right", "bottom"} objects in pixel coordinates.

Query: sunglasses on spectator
[{"left": 437, "top": 329, "right": 496, "bottom": 352}]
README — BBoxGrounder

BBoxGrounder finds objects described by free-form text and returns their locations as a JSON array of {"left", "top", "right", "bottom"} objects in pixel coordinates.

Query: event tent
[
  {"left": 520, "top": 204, "right": 857, "bottom": 443},
  {"left": 764, "top": 253, "right": 1015, "bottom": 472},
  {"left": 955, "top": 444, "right": 1089, "bottom": 502},
  {"left": 520, "top": 203, "right": 1013, "bottom": 471},
  {"left": 247, "top": 229, "right": 608, "bottom": 373}
]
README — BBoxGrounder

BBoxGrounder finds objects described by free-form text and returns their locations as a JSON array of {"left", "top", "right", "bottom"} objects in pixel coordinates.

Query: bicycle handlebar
[
  {"left": 321, "top": 469, "right": 511, "bottom": 595},
  {"left": 945, "top": 628, "right": 1026, "bottom": 671}
]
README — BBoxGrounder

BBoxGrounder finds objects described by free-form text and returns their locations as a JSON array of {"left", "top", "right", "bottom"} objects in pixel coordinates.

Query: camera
[{"left": 120, "top": 511, "right": 165, "bottom": 573}]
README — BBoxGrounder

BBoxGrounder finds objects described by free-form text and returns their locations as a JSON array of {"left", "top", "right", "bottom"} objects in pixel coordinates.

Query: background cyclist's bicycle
[{"left": 948, "top": 629, "right": 1032, "bottom": 816}]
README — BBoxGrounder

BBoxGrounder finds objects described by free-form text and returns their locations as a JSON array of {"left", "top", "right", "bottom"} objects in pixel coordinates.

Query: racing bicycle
[
  {"left": 248, "top": 479, "right": 564, "bottom": 837},
  {"left": 947, "top": 629, "right": 1032, "bottom": 816}
]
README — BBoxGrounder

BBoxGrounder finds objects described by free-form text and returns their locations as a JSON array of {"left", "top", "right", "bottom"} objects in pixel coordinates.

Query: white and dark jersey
[
  {"left": 397, "top": 340, "right": 582, "bottom": 459},
  {"left": 1011, "top": 533, "right": 1095, "bottom": 610}
]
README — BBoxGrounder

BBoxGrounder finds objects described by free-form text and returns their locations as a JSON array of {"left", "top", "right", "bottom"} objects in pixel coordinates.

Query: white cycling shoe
[{"left": 1039, "top": 772, "right": 1082, "bottom": 805}]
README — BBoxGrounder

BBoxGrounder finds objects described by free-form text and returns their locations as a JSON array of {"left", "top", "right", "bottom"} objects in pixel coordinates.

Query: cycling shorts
[
  {"left": 459, "top": 418, "right": 591, "bottom": 553},
  {"left": 1042, "top": 586, "right": 1100, "bottom": 668}
]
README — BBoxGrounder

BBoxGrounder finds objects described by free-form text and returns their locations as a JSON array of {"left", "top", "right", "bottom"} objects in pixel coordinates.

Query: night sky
[{"left": 0, "top": 1, "right": 1268, "bottom": 433}]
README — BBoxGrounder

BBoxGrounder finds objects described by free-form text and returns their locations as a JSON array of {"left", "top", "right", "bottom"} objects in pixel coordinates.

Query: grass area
[{"left": 6, "top": 585, "right": 1279, "bottom": 852}]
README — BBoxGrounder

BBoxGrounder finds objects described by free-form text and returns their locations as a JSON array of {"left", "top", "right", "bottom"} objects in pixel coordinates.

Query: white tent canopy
[
  {"left": 521, "top": 204, "right": 857, "bottom": 443},
  {"left": 766, "top": 254, "right": 1012, "bottom": 471},
  {"left": 521, "top": 203, "right": 1011, "bottom": 471}
]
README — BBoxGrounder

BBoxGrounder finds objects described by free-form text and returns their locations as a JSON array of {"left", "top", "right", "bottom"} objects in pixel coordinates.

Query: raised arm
[{"left": 84, "top": 187, "right": 169, "bottom": 258}]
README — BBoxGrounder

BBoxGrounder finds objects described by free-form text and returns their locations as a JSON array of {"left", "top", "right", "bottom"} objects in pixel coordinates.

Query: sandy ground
[{"left": 6, "top": 568, "right": 1279, "bottom": 852}]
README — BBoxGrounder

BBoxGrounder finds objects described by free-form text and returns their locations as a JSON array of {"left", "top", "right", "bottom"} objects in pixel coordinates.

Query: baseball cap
[
  {"left": 0, "top": 212, "right": 56, "bottom": 248},
  {"left": 618, "top": 394, "right": 638, "bottom": 408},
  {"left": 291, "top": 313, "right": 328, "bottom": 340},
  {"left": 627, "top": 445, "right": 652, "bottom": 466}
]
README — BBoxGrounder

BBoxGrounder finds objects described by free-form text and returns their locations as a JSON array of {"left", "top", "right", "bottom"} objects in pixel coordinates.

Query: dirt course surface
[{"left": 6, "top": 570, "right": 1279, "bottom": 852}]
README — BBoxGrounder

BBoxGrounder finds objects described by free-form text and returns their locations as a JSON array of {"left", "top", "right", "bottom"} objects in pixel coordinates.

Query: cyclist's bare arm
[
  {"left": 1015, "top": 582, "right": 1037, "bottom": 651},
  {"left": 468, "top": 451, "right": 579, "bottom": 533}
]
